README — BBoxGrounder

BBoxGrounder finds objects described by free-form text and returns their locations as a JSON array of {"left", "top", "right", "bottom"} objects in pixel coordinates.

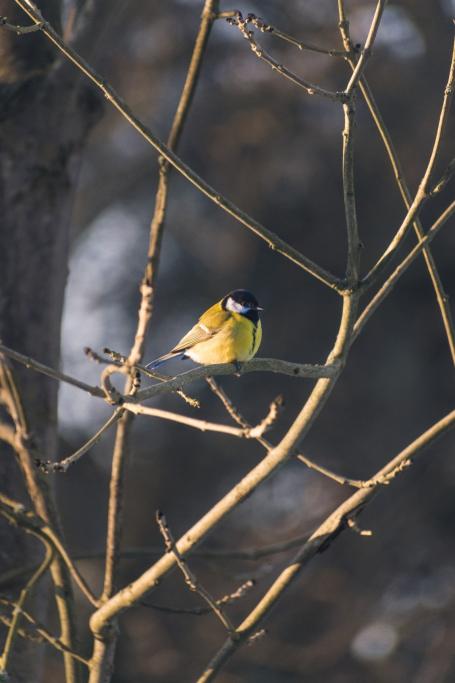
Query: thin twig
[
  {"left": 196, "top": 409, "right": 455, "bottom": 681},
  {"left": 0, "top": 342, "right": 104, "bottom": 397},
  {"left": 87, "top": 347, "right": 200, "bottom": 407},
  {"left": 246, "top": 396, "right": 283, "bottom": 439},
  {"left": 0, "top": 543, "right": 53, "bottom": 674},
  {"left": 0, "top": 598, "right": 90, "bottom": 667},
  {"left": 37, "top": 408, "right": 124, "bottom": 473},
  {"left": 122, "top": 401, "right": 280, "bottom": 439},
  {"left": 10, "top": 0, "right": 342, "bottom": 292},
  {"left": 429, "top": 157, "right": 455, "bottom": 197},
  {"left": 206, "top": 378, "right": 368, "bottom": 488},
  {"left": 0, "top": 15, "right": 42, "bottom": 33},
  {"left": 156, "top": 511, "right": 236, "bottom": 635},
  {"left": 354, "top": 200, "right": 455, "bottom": 338},
  {"left": 89, "top": 294, "right": 358, "bottom": 637},
  {"left": 0, "top": 341, "right": 338, "bottom": 405},
  {"left": 143, "top": 579, "right": 255, "bottom": 616},
  {"left": 0, "top": 495, "right": 98, "bottom": 608},
  {"left": 363, "top": 35, "right": 455, "bottom": 286},
  {"left": 205, "top": 377, "right": 250, "bottom": 428},
  {"left": 0, "top": 357, "right": 82, "bottom": 682},
  {"left": 89, "top": 4, "right": 226, "bottom": 680},
  {"left": 134, "top": 358, "right": 340, "bottom": 404},
  {"left": 226, "top": 12, "right": 344, "bottom": 102},
  {"left": 343, "top": 0, "right": 386, "bottom": 97},
  {"left": 337, "top": 9, "right": 455, "bottom": 364},
  {"left": 219, "top": 12, "right": 345, "bottom": 56},
  {"left": 342, "top": 96, "right": 360, "bottom": 284}
]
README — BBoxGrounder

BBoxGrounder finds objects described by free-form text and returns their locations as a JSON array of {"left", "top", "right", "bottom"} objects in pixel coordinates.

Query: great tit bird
[{"left": 146, "top": 289, "right": 263, "bottom": 369}]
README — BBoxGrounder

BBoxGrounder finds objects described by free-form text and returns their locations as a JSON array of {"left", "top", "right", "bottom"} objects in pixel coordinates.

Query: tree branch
[
  {"left": 354, "top": 200, "right": 455, "bottom": 339},
  {"left": 363, "top": 34, "right": 455, "bottom": 286},
  {"left": 10, "top": 0, "right": 342, "bottom": 292},
  {"left": 226, "top": 11, "right": 344, "bottom": 101},
  {"left": 197, "top": 409, "right": 455, "bottom": 681},
  {"left": 156, "top": 510, "right": 236, "bottom": 635}
]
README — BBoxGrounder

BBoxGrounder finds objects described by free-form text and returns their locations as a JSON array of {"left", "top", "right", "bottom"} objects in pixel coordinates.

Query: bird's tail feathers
[{"left": 145, "top": 351, "right": 186, "bottom": 370}]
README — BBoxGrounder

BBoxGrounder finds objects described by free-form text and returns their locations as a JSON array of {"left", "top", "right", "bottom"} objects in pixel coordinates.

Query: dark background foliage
[{"left": 50, "top": 1, "right": 455, "bottom": 680}]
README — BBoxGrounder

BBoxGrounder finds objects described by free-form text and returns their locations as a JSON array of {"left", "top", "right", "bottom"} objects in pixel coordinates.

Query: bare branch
[
  {"left": 143, "top": 579, "right": 255, "bottom": 616},
  {"left": 343, "top": 0, "right": 386, "bottom": 97},
  {"left": 364, "top": 35, "right": 455, "bottom": 286},
  {"left": 0, "top": 542, "right": 53, "bottom": 674},
  {"left": 11, "top": 0, "right": 342, "bottom": 292},
  {"left": 197, "top": 409, "right": 455, "bottom": 680},
  {"left": 226, "top": 12, "right": 344, "bottom": 102},
  {"left": 89, "top": 293, "right": 358, "bottom": 637},
  {"left": 219, "top": 12, "right": 345, "bottom": 56},
  {"left": 339, "top": 9, "right": 455, "bottom": 364},
  {"left": 156, "top": 510, "right": 236, "bottom": 635},
  {"left": 0, "top": 495, "right": 98, "bottom": 608},
  {"left": 37, "top": 409, "right": 124, "bottom": 474},
  {"left": 0, "top": 15, "right": 42, "bottom": 33},
  {"left": 429, "top": 157, "right": 455, "bottom": 197},
  {"left": 245, "top": 396, "right": 283, "bottom": 439},
  {"left": 87, "top": 347, "right": 200, "bottom": 407},
  {"left": 122, "top": 402, "right": 278, "bottom": 439},
  {"left": 341, "top": 96, "right": 360, "bottom": 284},
  {"left": 0, "top": 598, "right": 89, "bottom": 667},
  {"left": 135, "top": 358, "right": 339, "bottom": 404},
  {"left": 206, "top": 378, "right": 368, "bottom": 488},
  {"left": 0, "top": 342, "right": 104, "bottom": 398},
  {"left": 354, "top": 200, "right": 455, "bottom": 339}
]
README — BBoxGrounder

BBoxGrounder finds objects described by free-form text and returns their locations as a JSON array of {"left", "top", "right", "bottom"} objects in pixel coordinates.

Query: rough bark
[{"left": 0, "top": 2, "right": 102, "bottom": 680}]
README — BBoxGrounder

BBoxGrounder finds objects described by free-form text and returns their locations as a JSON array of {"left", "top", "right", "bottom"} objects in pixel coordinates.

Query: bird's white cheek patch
[{"left": 226, "top": 297, "right": 250, "bottom": 314}]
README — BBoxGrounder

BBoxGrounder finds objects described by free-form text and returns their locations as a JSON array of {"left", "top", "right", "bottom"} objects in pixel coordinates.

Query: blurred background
[{"left": 53, "top": 1, "right": 455, "bottom": 680}]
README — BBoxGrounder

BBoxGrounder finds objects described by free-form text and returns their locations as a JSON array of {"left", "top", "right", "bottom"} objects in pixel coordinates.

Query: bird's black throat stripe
[
  {"left": 243, "top": 309, "right": 259, "bottom": 324},
  {"left": 250, "top": 318, "right": 258, "bottom": 355}
]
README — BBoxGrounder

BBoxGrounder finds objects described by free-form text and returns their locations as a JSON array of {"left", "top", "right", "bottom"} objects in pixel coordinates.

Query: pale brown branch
[
  {"left": 12, "top": 0, "right": 342, "bottom": 292},
  {"left": 0, "top": 357, "right": 82, "bottom": 682},
  {"left": 197, "top": 409, "right": 455, "bottom": 681},
  {"left": 429, "top": 157, "right": 455, "bottom": 197},
  {"left": 122, "top": 404, "right": 245, "bottom": 436},
  {"left": 226, "top": 11, "right": 344, "bottom": 102},
  {"left": 245, "top": 396, "right": 283, "bottom": 439},
  {"left": 92, "top": 4, "right": 225, "bottom": 679},
  {"left": 364, "top": 35, "right": 455, "bottom": 286},
  {"left": 88, "top": 347, "right": 200, "bottom": 407},
  {"left": 0, "top": 495, "right": 98, "bottom": 608},
  {"left": 0, "top": 342, "right": 104, "bottom": 397},
  {"left": 0, "top": 598, "right": 90, "bottom": 667},
  {"left": 208, "top": 379, "right": 364, "bottom": 489},
  {"left": 143, "top": 579, "right": 255, "bottom": 616},
  {"left": 338, "top": 13, "right": 455, "bottom": 364},
  {"left": 206, "top": 378, "right": 367, "bottom": 488},
  {"left": 123, "top": 392, "right": 283, "bottom": 439},
  {"left": 89, "top": 294, "right": 358, "bottom": 637},
  {"left": 343, "top": 0, "right": 386, "bottom": 97},
  {"left": 0, "top": 542, "right": 53, "bottom": 673},
  {"left": 156, "top": 510, "right": 236, "bottom": 635},
  {"left": 135, "top": 358, "right": 339, "bottom": 404},
  {"left": 354, "top": 200, "right": 455, "bottom": 339},
  {"left": 37, "top": 408, "right": 124, "bottom": 473},
  {"left": 218, "top": 12, "right": 345, "bottom": 56}
]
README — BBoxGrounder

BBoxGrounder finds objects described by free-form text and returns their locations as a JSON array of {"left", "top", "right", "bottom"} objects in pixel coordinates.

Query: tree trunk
[{"left": 0, "top": 2, "right": 101, "bottom": 680}]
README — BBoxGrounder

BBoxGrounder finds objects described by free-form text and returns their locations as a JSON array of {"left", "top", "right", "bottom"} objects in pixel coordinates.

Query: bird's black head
[{"left": 222, "top": 289, "right": 262, "bottom": 323}]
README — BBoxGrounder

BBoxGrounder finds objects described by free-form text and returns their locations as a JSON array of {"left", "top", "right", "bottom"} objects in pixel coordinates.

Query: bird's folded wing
[{"left": 171, "top": 307, "right": 230, "bottom": 353}]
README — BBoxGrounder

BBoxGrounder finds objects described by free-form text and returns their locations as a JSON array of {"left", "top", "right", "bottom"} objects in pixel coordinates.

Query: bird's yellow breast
[{"left": 187, "top": 314, "right": 262, "bottom": 365}]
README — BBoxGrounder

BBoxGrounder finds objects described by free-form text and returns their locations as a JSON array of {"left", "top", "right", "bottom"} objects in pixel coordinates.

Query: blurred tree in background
[{"left": 0, "top": 1, "right": 454, "bottom": 682}]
